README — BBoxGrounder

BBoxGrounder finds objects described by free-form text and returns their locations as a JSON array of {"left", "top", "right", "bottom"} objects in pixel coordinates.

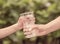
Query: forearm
[
  {"left": 0, "top": 23, "right": 22, "bottom": 39},
  {"left": 46, "top": 16, "right": 60, "bottom": 33}
]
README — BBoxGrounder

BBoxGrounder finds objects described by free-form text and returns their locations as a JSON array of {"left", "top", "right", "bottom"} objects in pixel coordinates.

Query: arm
[
  {"left": 0, "top": 16, "right": 25, "bottom": 39},
  {"left": 45, "top": 16, "right": 60, "bottom": 33},
  {"left": 24, "top": 16, "right": 60, "bottom": 38},
  {"left": 0, "top": 23, "right": 21, "bottom": 39}
]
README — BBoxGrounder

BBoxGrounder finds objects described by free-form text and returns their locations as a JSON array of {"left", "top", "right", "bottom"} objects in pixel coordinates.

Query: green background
[{"left": 0, "top": 0, "right": 60, "bottom": 44}]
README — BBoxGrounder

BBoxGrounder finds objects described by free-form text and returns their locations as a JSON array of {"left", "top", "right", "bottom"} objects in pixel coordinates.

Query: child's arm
[
  {"left": 0, "top": 16, "right": 25, "bottom": 39},
  {"left": 0, "top": 23, "right": 20, "bottom": 39}
]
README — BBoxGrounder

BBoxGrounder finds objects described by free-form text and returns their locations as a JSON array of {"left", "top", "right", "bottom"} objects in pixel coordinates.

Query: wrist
[{"left": 14, "top": 23, "right": 22, "bottom": 30}]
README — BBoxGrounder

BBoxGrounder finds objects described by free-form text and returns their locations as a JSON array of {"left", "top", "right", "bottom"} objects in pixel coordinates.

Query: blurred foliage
[{"left": 0, "top": 0, "right": 60, "bottom": 44}]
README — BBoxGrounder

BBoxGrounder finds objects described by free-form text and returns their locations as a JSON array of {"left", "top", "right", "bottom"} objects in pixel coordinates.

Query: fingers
[
  {"left": 23, "top": 28, "right": 30, "bottom": 32},
  {"left": 24, "top": 31, "right": 32, "bottom": 35},
  {"left": 25, "top": 34, "right": 36, "bottom": 38},
  {"left": 24, "top": 30, "right": 35, "bottom": 38},
  {"left": 24, "top": 27, "right": 47, "bottom": 38},
  {"left": 25, "top": 31, "right": 47, "bottom": 38},
  {"left": 24, "top": 29, "right": 38, "bottom": 38},
  {"left": 23, "top": 24, "right": 36, "bottom": 32},
  {"left": 24, "top": 32, "right": 36, "bottom": 38},
  {"left": 24, "top": 28, "right": 36, "bottom": 38},
  {"left": 19, "top": 16, "right": 26, "bottom": 23}
]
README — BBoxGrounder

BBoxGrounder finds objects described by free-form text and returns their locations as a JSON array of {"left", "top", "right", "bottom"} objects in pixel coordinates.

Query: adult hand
[{"left": 24, "top": 24, "right": 49, "bottom": 38}]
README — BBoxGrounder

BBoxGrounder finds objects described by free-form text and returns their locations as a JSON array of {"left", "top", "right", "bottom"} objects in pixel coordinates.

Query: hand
[
  {"left": 16, "top": 16, "right": 26, "bottom": 29},
  {"left": 17, "top": 12, "right": 35, "bottom": 30},
  {"left": 24, "top": 24, "right": 49, "bottom": 38}
]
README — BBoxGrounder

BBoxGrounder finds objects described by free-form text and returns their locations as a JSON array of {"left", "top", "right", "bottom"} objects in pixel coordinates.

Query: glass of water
[{"left": 20, "top": 11, "right": 35, "bottom": 31}]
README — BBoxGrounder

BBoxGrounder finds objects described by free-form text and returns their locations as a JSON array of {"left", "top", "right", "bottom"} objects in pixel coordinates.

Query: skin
[
  {"left": 0, "top": 12, "right": 60, "bottom": 39},
  {"left": 0, "top": 12, "right": 35, "bottom": 39},
  {"left": 24, "top": 16, "right": 60, "bottom": 38},
  {"left": 0, "top": 16, "right": 27, "bottom": 39}
]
